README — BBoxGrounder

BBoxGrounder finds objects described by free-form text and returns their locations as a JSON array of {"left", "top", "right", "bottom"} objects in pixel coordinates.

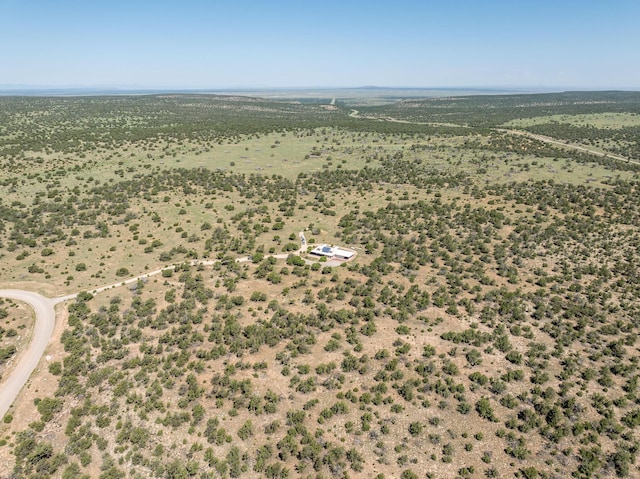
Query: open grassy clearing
[
  {"left": 2, "top": 141, "right": 629, "bottom": 297},
  {"left": 503, "top": 112, "right": 640, "bottom": 130},
  {"left": 2, "top": 92, "right": 640, "bottom": 478}
]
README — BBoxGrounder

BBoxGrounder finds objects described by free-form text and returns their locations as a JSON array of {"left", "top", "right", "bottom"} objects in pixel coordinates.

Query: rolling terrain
[{"left": 1, "top": 91, "right": 640, "bottom": 478}]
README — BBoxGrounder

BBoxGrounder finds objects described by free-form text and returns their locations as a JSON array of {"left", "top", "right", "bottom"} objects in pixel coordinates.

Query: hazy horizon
[{"left": 1, "top": 85, "right": 634, "bottom": 97}]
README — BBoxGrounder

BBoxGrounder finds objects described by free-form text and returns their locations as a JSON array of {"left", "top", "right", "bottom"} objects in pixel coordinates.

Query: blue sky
[{"left": 1, "top": 0, "right": 639, "bottom": 89}]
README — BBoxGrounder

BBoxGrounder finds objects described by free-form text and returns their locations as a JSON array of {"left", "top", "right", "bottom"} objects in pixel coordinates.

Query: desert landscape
[{"left": 1, "top": 91, "right": 640, "bottom": 478}]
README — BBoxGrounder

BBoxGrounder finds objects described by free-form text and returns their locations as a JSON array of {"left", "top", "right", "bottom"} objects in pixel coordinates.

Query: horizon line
[
  {"left": 1, "top": 84, "right": 639, "bottom": 92},
  {"left": 1, "top": 86, "right": 639, "bottom": 100}
]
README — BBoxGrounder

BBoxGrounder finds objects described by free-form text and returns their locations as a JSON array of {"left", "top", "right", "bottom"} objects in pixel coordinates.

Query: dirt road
[
  {"left": 0, "top": 290, "right": 56, "bottom": 420},
  {"left": 496, "top": 128, "right": 639, "bottom": 166},
  {"left": 348, "top": 110, "right": 636, "bottom": 167},
  {"left": 0, "top": 233, "right": 310, "bottom": 417}
]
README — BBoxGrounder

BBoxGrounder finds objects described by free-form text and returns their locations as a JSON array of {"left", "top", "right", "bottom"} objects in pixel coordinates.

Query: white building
[{"left": 309, "top": 244, "right": 355, "bottom": 260}]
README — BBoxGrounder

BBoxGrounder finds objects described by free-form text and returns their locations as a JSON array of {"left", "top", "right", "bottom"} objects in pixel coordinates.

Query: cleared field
[{"left": 503, "top": 112, "right": 640, "bottom": 129}]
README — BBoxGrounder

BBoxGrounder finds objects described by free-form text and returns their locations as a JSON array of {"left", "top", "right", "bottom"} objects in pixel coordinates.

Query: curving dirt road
[
  {"left": 0, "top": 290, "right": 56, "bottom": 420},
  {"left": 0, "top": 234, "right": 312, "bottom": 419},
  {"left": 348, "top": 110, "right": 636, "bottom": 166},
  {"left": 496, "top": 128, "right": 639, "bottom": 166}
]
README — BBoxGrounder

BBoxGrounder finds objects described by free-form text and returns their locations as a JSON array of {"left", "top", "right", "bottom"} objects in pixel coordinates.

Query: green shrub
[
  {"left": 161, "top": 268, "right": 173, "bottom": 277},
  {"left": 115, "top": 267, "right": 130, "bottom": 277}
]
